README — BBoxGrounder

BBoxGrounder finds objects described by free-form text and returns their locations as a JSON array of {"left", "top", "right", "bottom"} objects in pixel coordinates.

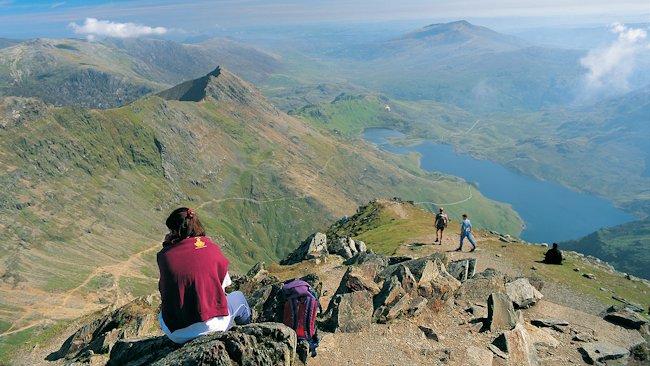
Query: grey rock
[
  {"left": 487, "top": 293, "right": 518, "bottom": 332},
  {"left": 108, "top": 323, "right": 298, "bottom": 366},
  {"left": 373, "top": 276, "right": 405, "bottom": 310},
  {"left": 604, "top": 309, "right": 649, "bottom": 330},
  {"left": 492, "top": 324, "right": 539, "bottom": 366},
  {"left": 446, "top": 258, "right": 477, "bottom": 282},
  {"left": 334, "top": 265, "right": 381, "bottom": 296},
  {"left": 324, "top": 290, "right": 373, "bottom": 333},
  {"left": 531, "top": 318, "right": 569, "bottom": 328},
  {"left": 579, "top": 341, "right": 629, "bottom": 365},
  {"left": 583, "top": 273, "right": 596, "bottom": 279},
  {"left": 455, "top": 269, "right": 506, "bottom": 303},
  {"left": 505, "top": 278, "right": 544, "bottom": 309}
]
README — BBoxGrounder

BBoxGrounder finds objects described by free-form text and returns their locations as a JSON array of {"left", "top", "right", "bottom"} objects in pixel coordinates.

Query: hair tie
[{"left": 187, "top": 209, "right": 195, "bottom": 219}]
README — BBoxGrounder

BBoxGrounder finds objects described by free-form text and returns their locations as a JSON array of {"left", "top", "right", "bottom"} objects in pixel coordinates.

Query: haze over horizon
[{"left": 1, "top": 0, "right": 648, "bottom": 39}]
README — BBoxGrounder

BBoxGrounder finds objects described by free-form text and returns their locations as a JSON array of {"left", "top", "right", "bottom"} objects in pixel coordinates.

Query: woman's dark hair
[{"left": 165, "top": 207, "right": 206, "bottom": 239}]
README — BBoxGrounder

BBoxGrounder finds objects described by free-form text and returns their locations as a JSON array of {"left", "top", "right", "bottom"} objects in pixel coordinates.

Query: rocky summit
[{"left": 14, "top": 199, "right": 649, "bottom": 366}]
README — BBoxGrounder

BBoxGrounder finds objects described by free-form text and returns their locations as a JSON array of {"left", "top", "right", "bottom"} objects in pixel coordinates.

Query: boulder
[
  {"left": 492, "top": 324, "right": 539, "bottom": 366},
  {"left": 324, "top": 291, "right": 373, "bottom": 332},
  {"left": 505, "top": 278, "right": 544, "bottom": 309},
  {"left": 455, "top": 268, "right": 506, "bottom": 303},
  {"left": 330, "top": 237, "right": 356, "bottom": 259},
  {"left": 108, "top": 323, "right": 298, "bottom": 366},
  {"left": 281, "top": 232, "right": 329, "bottom": 265},
  {"left": 579, "top": 341, "right": 629, "bottom": 365},
  {"left": 487, "top": 293, "right": 518, "bottom": 332},
  {"left": 629, "top": 342, "right": 649, "bottom": 365},
  {"left": 604, "top": 308, "right": 649, "bottom": 330},
  {"left": 395, "top": 264, "right": 417, "bottom": 295},
  {"left": 334, "top": 265, "right": 381, "bottom": 296},
  {"left": 343, "top": 250, "right": 389, "bottom": 270},
  {"left": 446, "top": 258, "right": 477, "bottom": 282}
]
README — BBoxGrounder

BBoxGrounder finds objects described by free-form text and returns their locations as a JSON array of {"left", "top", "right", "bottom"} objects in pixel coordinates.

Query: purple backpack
[{"left": 281, "top": 280, "right": 320, "bottom": 357}]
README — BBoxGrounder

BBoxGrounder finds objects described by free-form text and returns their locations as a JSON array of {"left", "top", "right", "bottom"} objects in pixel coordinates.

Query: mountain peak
[
  {"left": 156, "top": 66, "right": 222, "bottom": 102},
  {"left": 396, "top": 20, "right": 527, "bottom": 51},
  {"left": 156, "top": 66, "right": 276, "bottom": 113}
]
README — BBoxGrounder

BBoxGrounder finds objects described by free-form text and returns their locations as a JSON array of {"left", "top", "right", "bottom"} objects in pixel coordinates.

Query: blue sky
[{"left": 1, "top": 0, "right": 648, "bottom": 39}]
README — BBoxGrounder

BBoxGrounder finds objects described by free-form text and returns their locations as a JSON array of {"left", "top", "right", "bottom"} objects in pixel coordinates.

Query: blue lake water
[{"left": 363, "top": 128, "right": 636, "bottom": 243}]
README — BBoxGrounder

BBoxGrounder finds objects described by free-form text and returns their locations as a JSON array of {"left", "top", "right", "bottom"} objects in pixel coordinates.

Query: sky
[{"left": 0, "top": 0, "right": 648, "bottom": 39}]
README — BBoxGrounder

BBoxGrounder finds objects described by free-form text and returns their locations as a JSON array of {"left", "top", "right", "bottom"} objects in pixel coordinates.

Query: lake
[{"left": 363, "top": 128, "right": 636, "bottom": 243}]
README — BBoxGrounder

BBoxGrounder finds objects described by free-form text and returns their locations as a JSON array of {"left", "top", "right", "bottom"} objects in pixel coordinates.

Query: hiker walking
[
  {"left": 455, "top": 213, "right": 476, "bottom": 252},
  {"left": 157, "top": 207, "right": 251, "bottom": 343},
  {"left": 434, "top": 207, "right": 448, "bottom": 244}
]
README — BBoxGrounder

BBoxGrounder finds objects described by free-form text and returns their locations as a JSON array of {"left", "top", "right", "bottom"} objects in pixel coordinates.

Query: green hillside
[
  {"left": 0, "top": 67, "right": 522, "bottom": 351},
  {"left": 562, "top": 219, "right": 650, "bottom": 279}
]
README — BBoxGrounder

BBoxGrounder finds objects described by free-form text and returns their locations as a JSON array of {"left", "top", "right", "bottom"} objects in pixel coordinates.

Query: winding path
[{"left": 414, "top": 185, "right": 473, "bottom": 206}]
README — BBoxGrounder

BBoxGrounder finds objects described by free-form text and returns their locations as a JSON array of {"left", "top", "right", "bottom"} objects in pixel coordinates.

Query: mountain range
[{"left": 0, "top": 66, "right": 521, "bottom": 356}]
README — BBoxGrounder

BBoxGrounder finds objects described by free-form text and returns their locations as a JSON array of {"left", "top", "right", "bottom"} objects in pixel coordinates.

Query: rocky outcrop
[
  {"left": 281, "top": 232, "right": 368, "bottom": 264},
  {"left": 281, "top": 233, "right": 329, "bottom": 265},
  {"left": 108, "top": 322, "right": 298, "bottom": 366},
  {"left": 46, "top": 296, "right": 160, "bottom": 363}
]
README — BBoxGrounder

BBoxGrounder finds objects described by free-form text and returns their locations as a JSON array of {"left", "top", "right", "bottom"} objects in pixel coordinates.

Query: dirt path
[{"left": 0, "top": 241, "right": 161, "bottom": 338}]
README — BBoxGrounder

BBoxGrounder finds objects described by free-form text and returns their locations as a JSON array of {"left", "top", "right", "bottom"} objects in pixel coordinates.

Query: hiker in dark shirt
[{"left": 544, "top": 242, "right": 563, "bottom": 264}]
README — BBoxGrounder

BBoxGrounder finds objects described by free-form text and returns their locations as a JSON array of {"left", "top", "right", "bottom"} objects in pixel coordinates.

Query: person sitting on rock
[
  {"left": 157, "top": 207, "right": 251, "bottom": 343},
  {"left": 543, "top": 242, "right": 563, "bottom": 265}
]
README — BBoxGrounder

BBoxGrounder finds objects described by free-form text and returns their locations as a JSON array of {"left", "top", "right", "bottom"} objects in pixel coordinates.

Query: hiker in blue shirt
[{"left": 455, "top": 213, "right": 476, "bottom": 252}]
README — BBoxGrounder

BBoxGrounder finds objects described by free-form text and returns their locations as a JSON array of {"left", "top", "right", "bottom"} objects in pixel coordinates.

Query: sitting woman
[{"left": 157, "top": 207, "right": 251, "bottom": 343}]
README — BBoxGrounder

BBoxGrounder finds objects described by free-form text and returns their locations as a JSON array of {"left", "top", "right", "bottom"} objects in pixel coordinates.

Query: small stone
[
  {"left": 599, "top": 287, "right": 608, "bottom": 292},
  {"left": 418, "top": 326, "right": 439, "bottom": 341},
  {"left": 573, "top": 268, "right": 580, "bottom": 272},
  {"left": 496, "top": 254, "right": 502, "bottom": 257},
  {"left": 531, "top": 318, "right": 569, "bottom": 328},
  {"left": 531, "top": 266, "right": 538, "bottom": 270},
  {"left": 582, "top": 273, "right": 596, "bottom": 279}
]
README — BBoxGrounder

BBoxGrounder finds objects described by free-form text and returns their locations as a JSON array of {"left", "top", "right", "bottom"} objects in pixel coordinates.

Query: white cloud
[
  {"left": 580, "top": 23, "right": 649, "bottom": 96},
  {"left": 69, "top": 18, "right": 167, "bottom": 40}
]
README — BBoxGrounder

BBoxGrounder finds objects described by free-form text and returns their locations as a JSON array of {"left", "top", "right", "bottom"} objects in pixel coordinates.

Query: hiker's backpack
[
  {"left": 437, "top": 213, "right": 448, "bottom": 227},
  {"left": 281, "top": 279, "right": 320, "bottom": 357}
]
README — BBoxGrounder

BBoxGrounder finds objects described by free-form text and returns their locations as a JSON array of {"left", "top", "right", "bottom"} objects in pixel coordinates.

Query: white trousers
[{"left": 159, "top": 290, "right": 252, "bottom": 344}]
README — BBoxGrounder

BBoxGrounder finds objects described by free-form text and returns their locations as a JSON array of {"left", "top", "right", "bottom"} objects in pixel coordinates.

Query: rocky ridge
[{"left": 24, "top": 199, "right": 649, "bottom": 366}]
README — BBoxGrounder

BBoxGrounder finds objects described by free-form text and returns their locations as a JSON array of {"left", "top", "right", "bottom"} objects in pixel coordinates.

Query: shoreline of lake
[{"left": 363, "top": 128, "right": 636, "bottom": 243}]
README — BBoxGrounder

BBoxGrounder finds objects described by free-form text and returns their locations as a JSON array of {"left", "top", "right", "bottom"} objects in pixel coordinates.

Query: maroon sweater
[{"left": 157, "top": 236, "right": 229, "bottom": 332}]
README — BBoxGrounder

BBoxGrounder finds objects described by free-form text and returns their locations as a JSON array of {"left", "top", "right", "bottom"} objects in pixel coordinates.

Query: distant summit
[{"left": 394, "top": 20, "right": 527, "bottom": 52}]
